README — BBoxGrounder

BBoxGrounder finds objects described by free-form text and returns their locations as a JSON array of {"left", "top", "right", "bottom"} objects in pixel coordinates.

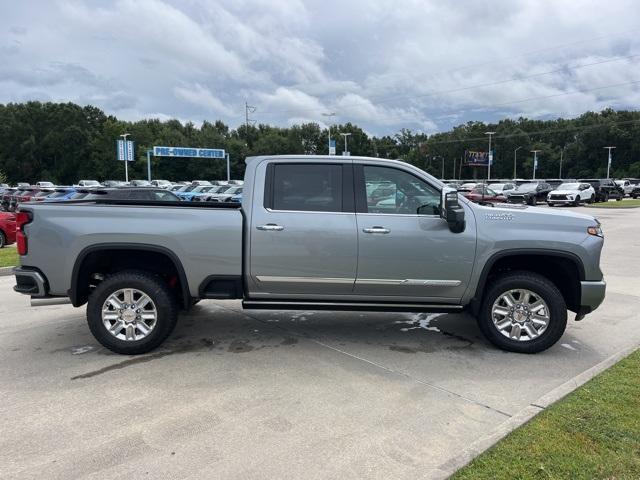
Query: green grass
[
  {"left": 589, "top": 198, "right": 640, "bottom": 208},
  {"left": 0, "top": 246, "right": 18, "bottom": 267},
  {"left": 453, "top": 349, "right": 640, "bottom": 480}
]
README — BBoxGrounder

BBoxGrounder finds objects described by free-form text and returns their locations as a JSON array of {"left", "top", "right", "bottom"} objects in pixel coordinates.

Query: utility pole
[
  {"left": 440, "top": 156, "right": 445, "bottom": 179},
  {"left": 340, "top": 132, "right": 351, "bottom": 156},
  {"left": 146, "top": 149, "right": 152, "bottom": 181},
  {"left": 485, "top": 131, "right": 496, "bottom": 180},
  {"left": 531, "top": 150, "right": 541, "bottom": 179},
  {"left": 322, "top": 112, "right": 336, "bottom": 155},
  {"left": 513, "top": 146, "right": 522, "bottom": 179},
  {"left": 559, "top": 145, "right": 565, "bottom": 179},
  {"left": 604, "top": 146, "right": 616, "bottom": 178}
]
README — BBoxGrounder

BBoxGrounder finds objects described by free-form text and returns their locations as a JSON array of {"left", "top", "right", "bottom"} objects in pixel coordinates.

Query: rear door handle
[
  {"left": 257, "top": 224, "right": 284, "bottom": 231},
  {"left": 363, "top": 226, "right": 390, "bottom": 234}
]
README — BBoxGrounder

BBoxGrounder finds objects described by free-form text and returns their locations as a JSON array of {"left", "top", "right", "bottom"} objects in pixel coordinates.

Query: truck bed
[{"left": 18, "top": 201, "right": 243, "bottom": 299}]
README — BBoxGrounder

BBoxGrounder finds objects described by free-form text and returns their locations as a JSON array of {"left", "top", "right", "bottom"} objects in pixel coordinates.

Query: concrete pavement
[{"left": 0, "top": 206, "right": 638, "bottom": 479}]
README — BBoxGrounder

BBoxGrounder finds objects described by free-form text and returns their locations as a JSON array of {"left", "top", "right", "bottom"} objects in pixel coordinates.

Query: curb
[
  {"left": 0, "top": 266, "right": 15, "bottom": 277},
  {"left": 431, "top": 343, "right": 639, "bottom": 480}
]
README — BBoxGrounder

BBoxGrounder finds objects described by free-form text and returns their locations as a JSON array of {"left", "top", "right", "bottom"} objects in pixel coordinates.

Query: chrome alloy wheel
[
  {"left": 102, "top": 288, "right": 158, "bottom": 341},
  {"left": 491, "top": 289, "right": 550, "bottom": 341}
]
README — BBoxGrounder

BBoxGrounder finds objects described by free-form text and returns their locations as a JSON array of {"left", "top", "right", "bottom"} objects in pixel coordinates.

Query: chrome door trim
[
  {"left": 256, "top": 276, "right": 355, "bottom": 284},
  {"left": 356, "top": 278, "right": 462, "bottom": 287}
]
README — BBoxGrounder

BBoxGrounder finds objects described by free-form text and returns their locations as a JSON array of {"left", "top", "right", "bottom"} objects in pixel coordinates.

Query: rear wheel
[
  {"left": 478, "top": 271, "right": 567, "bottom": 353},
  {"left": 87, "top": 270, "right": 178, "bottom": 355},
  {"left": 0, "top": 231, "right": 5, "bottom": 248}
]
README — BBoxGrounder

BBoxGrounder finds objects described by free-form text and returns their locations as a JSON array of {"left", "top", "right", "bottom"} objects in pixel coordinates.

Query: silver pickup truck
[{"left": 13, "top": 155, "right": 606, "bottom": 355}]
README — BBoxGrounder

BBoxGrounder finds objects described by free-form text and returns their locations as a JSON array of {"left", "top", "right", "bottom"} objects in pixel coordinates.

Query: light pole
[
  {"left": 485, "top": 131, "right": 496, "bottom": 180},
  {"left": 322, "top": 112, "right": 336, "bottom": 155},
  {"left": 604, "top": 146, "right": 616, "bottom": 178},
  {"left": 441, "top": 156, "right": 445, "bottom": 179},
  {"left": 531, "top": 150, "right": 541, "bottom": 179},
  {"left": 340, "top": 132, "right": 351, "bottom": 156},
  {"left": 559, "top": 145, "right": 565, "bottom": 179},
  {"left": 120, "top": 133, "right": 131, "bottom": 182},
  {"left": 513, "top": 146, "right": 522, "bottom": 179}
]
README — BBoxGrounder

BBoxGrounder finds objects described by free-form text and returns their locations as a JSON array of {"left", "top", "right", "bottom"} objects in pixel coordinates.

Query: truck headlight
[{"left": 587, "top": 226, "right": 603, "bottom": 237}]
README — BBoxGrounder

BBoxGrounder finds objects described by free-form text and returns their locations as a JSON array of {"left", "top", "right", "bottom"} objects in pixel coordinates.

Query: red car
[
  {"left": 462, "top": 186, "right": 506, "bottom": 204},
  {"left": 0, "top": 212, "right": 17, "bottom": 248}
]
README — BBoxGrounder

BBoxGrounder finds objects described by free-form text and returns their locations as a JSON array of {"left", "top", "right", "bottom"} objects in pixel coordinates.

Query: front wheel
[
  {"left": 0, "top": 231, "right": 5, "bottom": 248},
  {"left": 87, "top": 270, "right": 178, "bottom": 355},
  {"left": 478, "top": 271, "right": 567, "bottom": 353}
]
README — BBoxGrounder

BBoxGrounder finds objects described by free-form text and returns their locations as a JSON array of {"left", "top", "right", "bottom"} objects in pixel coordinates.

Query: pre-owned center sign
[{"left": 153, "top": 146, "right": 225, "bottom": 158}]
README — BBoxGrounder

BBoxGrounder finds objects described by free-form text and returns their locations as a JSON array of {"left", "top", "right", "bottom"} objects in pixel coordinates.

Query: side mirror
[{"left": 440, "top": 187, "right": 465, "bottom": 233}]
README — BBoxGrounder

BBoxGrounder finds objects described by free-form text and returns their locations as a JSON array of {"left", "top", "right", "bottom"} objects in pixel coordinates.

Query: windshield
[
  {"left": 558, "top": 183, "right": 581, "bottom": 190},
  {"left": 515, "top": 183, "right": 537, "bottom": 192}
]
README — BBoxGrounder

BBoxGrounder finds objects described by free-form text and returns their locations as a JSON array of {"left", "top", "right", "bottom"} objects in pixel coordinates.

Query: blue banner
[{"left": 153, "top": 146, "right": 225, "bottom": 158}]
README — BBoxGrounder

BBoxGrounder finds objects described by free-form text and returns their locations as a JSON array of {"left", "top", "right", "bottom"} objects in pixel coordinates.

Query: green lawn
[
  {"left": 453, "top": 349, "right": 640, "bottom": 480},
  {"left": 0, "top": 246, "right": 18, "bottom": 267},
  {"left": 589, "top": 198, "right": 640, "bottom": 208}
]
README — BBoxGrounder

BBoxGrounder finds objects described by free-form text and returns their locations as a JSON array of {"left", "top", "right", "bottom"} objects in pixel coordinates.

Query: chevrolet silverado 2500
[{"left": 13, "top": 155, "right": 606, "bottom": 355}]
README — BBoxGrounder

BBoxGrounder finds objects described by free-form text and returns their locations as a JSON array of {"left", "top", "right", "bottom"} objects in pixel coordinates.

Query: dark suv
[
  {"left": 578, "top": 179, "right": 623, "bottom": 202},
  {"left": 506, "top": 181, "right": 552, "bottom": 205}
]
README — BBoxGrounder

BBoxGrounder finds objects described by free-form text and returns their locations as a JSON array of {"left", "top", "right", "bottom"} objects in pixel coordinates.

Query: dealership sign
[{"left": 153, "top": 146, "right": 225, "bottom": 158}]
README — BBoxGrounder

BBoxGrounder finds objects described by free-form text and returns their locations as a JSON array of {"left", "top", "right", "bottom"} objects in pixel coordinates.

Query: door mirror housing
[{"left": 440, "top": 187, "right": 465, "bottom": 233}]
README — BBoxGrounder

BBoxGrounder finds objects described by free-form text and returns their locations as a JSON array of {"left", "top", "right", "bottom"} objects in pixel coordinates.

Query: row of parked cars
[
  {"left": 442, "top": 177, "right": 636, "bottom": 206},
  {"left": 0, "top": 179, "right": 244, "bottom": 214}
]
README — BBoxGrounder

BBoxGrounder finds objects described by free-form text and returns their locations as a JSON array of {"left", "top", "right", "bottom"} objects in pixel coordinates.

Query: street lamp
[
  {"left": 603, "top": 146, "right": 616, "bottom": 178},
  {"left": 531, "top": 150, "right": 541, "bottom": 179},
  {"left": 120, "top": 133, "right": 131, "bottom": 182},
  {"left": 513, "top": 146, "right": 522, "bottom": 179},
  {"left": 485, "top": 131, "right": 496, "bottom": 180},
  {"left": 559, "top": 145, "right": 565, "bottom": 179},
  {"left": 322, "top": 112, "right": 336, "bottom": 155},
  {"left": 340, "top": 132, "right": 352, "bottom": 156}
]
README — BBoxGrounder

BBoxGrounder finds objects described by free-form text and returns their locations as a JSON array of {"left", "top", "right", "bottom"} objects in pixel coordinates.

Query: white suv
[{"left": 547, "top": 182, "right": 595, "bottom": 206}]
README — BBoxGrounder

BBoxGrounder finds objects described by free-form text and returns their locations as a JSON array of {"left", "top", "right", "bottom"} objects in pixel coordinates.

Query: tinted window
[
  {"left": 128, "top": 190, "right": 151, "bottom": 200},
  {"left": 364, "top": 166, "right": 440, "bottom": 215},
  {"left": 271, "top": 164, "right": 343, "bottom": 212}
]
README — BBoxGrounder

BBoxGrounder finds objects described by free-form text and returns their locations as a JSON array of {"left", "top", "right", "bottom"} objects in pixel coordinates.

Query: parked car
[
  {"left": 547, "top": 183, "right": 596, "bottom": 206},
  {"left": 35, "top": 181, "right": 55, "bottom": 188},
  {"left": 506, "top": 181, "right": 552, "bottom": 205},
  {"left": 631, "top": 184, "right": 640, "bottom": 199},
  {"left": 457, "top": 182, "right": 478, "bottom": 193},
  {"left": 14, "top": 155, "right": 606, "bottom": 356},
  {"left": 80, "top": 188, "right": 181, "bottom": 202},
  {"left": 151, "top": 180, "right": 172, "bottom": 188},
  {"left": 175, "top": 185, "right": 218, "bottom": 201},
  {"left": 0, "top": 212, "right": 16, "bottom": 248},
  {"left": 487, "top": 182, "right": 515, "bottom": 196},
  {"left": 462, "top": 185, "right": 506, "bottom": 204},
  {"left": 206, "top": 186, "right": 243, "bottom": 202},
  {"left": 1, "top": 188, "right": 17, "bottom": 211},
  {"left": 102, "top": 180, "right": 126, "bottom": 187},
  {"left": 77, "top": 180, "right": 101, "bottom": 187},
  {"left": 130, "top": 180, "right": 152, "bottom": 187},
  {"left": 191, "top": 185, "right": 232, "bottom": 201},
  {"left": 544, "top": 179, "right": 574, "bottom": 190},
  {"left": 43, "top": 188, "right": 77, "bottom": 202},
  {"left": 578, "top": 179, "right": 623, "bottom": 202},
  {"left": 615, "top": 180, "right": 635, "bottom": 196}
]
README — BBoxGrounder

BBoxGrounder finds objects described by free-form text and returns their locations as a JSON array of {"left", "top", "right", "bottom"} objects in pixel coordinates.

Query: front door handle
[
  {"left": 363, "top": 226, "right": 390, "bottom": 234},
  {"left": 257, "top": 224, "right": 284, "bottom": 231}
]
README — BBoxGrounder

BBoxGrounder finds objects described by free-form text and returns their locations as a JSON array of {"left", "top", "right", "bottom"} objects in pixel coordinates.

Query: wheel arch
[
  {"left": 471, "top": 249, "right": 585, "bottom": 315},
  {"left": 70, "top": 243, "right": 191, "bottom": 309}
]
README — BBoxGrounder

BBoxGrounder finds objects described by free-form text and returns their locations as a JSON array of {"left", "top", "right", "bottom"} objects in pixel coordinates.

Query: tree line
[{"left": 0, "top": 101, "right": 639, "bottom": 185}]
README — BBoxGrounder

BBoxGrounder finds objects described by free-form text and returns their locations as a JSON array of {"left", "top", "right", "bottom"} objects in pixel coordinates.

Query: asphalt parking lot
[{"left": 1, "top": 206, "right": 639, "bottom": 480}]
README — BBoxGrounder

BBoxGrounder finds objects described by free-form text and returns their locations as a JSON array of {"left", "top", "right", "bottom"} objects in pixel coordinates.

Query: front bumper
[
  {"left": 579, "top": 280, "right": 606, "bottom": 314},
  {"left": 547, "top": 198, "right": 576, "bottom": 204}
]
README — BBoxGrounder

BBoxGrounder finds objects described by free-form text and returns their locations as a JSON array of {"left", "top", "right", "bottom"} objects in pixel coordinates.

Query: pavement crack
[{"left": 230, "top": 306, "right": 512, "bottom": 418}]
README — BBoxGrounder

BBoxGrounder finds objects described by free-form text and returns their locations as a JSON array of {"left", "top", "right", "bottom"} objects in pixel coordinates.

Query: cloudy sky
[{"left": 1, "top": 0, "right": 639, "bottom": 135}]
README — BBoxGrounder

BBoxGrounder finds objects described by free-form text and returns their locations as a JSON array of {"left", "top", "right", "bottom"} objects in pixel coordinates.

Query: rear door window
[{"left": 270, "top": 164, "right": 344, "bottom": 212}]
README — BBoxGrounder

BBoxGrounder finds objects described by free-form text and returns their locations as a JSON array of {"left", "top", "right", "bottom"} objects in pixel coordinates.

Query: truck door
[
  {"left": 249, "top": 161, "right": 357, "bottom": 297},
  {"left": 353, "top": 164, "right": 475, "bottom": 302}
]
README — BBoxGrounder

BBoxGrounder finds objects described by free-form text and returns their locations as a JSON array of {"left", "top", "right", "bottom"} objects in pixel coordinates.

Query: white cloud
[{"left": 1, "top": 0, "right": 639, "bottom": 134}]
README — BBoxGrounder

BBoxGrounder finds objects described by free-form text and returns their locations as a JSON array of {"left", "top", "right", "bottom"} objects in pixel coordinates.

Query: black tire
[
  {"left": 87, "top": 270, "right": 178, "bottom": 355},
  {"left": 477, "top": 271, "right": 567, "bottom": 354},
  {"left": 0, "top": 230, "right": 5, "bottom": 248},
  {"left": 589, "top": 194, "right": 595, "bottom": 204},
  {"left": 573, "top": 197, "right": 579, "bottom": 207}
]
